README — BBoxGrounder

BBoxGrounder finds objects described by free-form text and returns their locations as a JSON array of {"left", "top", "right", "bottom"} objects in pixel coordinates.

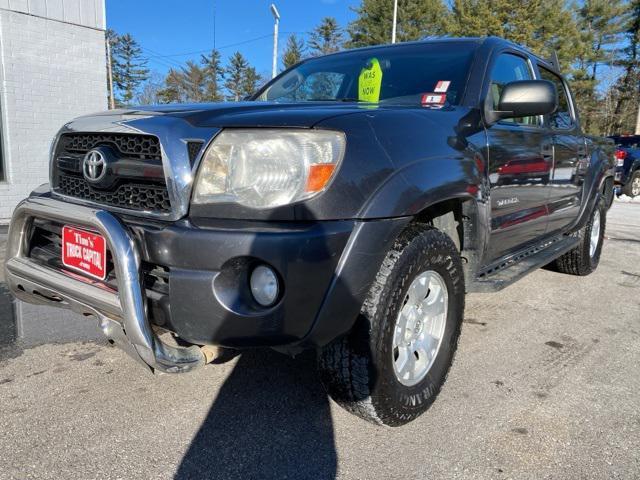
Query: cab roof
[{"left": 317, "top": 36, "right": 562, "bottom": 76}]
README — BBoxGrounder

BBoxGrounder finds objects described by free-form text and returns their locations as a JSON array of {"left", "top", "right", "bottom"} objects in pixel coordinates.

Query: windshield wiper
[{"left": 305, "top": 98, "right": 362, "bottom": 102}]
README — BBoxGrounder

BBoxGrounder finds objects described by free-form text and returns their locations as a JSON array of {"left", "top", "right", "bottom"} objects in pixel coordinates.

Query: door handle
[{"left": 541, "top": 143, "right": 553, "bottom": 159}]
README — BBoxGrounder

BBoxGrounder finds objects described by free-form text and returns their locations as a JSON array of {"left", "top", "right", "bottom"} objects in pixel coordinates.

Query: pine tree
[
  {"left": 448, "top": 0, "right": 581, "bottom": 68},
  {"left": 201, "top": 49, "right": 225, "bottom": 101},
  {"left": 447, "top": 0, "right": 507, "bottom": 38},
  {"left": 180, "top": 61, "right": 207, "bottom": 102},
  {"left": 225, "top": 52, "right": 249, "bottom": 101},
  {"left": 610, "top": 0, "right": 640, "bottom": 133},
  {"left": 158, "top": 69, "right": 186, "bottom": 104},
  {"left": 348, "top": 0, "right": 448, "bottom": 48},
  {"left": 111, "top": 33, "right": 149, "bottom": 105},
  {"left": 241, "top": 66, "right": 263, "bottom": 98},
  {"left": 309, "top": 17, "right": 344, "bottom": 55},
  {"left": 283, "top": 34, "right": 305, "bottom": 69},
  {"left": 578, "top": 0, "right": 626, "bottom": 81},
  {"left": 574, "top": 0, "right": 627, "bottom": 133}
]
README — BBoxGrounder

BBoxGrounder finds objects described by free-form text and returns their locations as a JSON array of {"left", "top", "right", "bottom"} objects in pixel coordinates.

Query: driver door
[{"left": 484, "top": 53, "right": 553, "bottom": 265}]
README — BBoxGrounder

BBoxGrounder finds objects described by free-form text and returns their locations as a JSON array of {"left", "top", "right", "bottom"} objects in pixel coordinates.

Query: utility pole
[
  {"left": 635, "top": 102, "right": 640, "bottom": 135},
  {"left": 106, "top": 35, "right": 115, "bottom": 110},
  {"left": 391, "top": 0, "right": 398, "bottom": 44},
  {"left": 270, "top": 4, "right": 280, "bottom": 78}
]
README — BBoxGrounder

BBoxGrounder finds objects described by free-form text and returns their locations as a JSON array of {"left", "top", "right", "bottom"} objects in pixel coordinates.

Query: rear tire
[
  {"left": 623, "top": 170, "right": 640, "bottom": 198},
  {"left": 318, "top": 225, "right": 465, "bottom": 426},
  {"left": 553, "top": 195, "right": 606, "bottom": 276}
]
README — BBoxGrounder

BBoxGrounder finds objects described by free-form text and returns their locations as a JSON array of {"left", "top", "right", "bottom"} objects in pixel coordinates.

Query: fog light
[{"left": 250, "top": 265, "right": 279, "bottom": 306}]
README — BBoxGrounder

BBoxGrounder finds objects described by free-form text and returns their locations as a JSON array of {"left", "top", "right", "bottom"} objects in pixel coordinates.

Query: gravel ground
[{"left": 0, "top": 201, "right": 638, "bottom": 480}]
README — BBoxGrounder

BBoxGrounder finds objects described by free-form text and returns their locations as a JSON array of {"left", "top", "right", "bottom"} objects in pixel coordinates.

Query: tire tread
[{"left": 318, "top": 224, "right": 464, "bottom": 426}]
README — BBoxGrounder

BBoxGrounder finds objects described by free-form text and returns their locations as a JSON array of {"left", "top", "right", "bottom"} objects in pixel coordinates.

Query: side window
[
  {"left": 489, "top": 53, "right": 539, "bottom": 126},
  {"left": 539, "top": 67, "right": 574, "bottom": 130}
]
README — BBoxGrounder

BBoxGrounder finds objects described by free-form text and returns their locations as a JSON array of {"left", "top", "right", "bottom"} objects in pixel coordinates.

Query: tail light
[{"left": 615, "top": 149, "right": 627, "bottom": 166}]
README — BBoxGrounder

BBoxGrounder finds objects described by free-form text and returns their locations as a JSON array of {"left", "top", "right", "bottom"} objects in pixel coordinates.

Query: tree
[
  {"left": 158, "top": 68, "right": 187, "bottom": 104},
  {"left": 573, "top": 0, "right": 627, "bottom": 133},
  {"left": 448, "top": 0, "right": 581, "bottom": 67},
  {"left": 201, "top": 49, "right": 225, "bottom": 101},
  {"left": 110, "top": 32, "right": 149, "bottom": 105},
  {"left": 225, "top": 52, "right": 250, "bottom": 101},
  {"left": 180, "top": 60, "right": 207, "bottom": 102},
  {"left": 283, "top": 34, "right": 305, "bottom": 69},
  {"left": 578, "top": 1, "right": 626, "bottom": 82},
  {"left": 241, "top": 66, "right": 263, "bottom": 99},
  {"left": 134, "top": 72, "right": 165, "bottom": 105},
  {"left": 348, "top": 0, "right": 449, "bottom": 48},
  {"left": 610, "top": 0, "right": 640, "bottom": 133},
  {"left": 309, "top": 17, "right": 344, "bottom": 55},
  {"left": 447, "top": 0, "right": 506, "bottom": 38}
]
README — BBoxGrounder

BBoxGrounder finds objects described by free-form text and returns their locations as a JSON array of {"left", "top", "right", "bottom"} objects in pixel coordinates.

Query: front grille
[
  {"left": 59, "top": 133, "right": 161, "bottom": 160},
  {"left": 53, "top": 132, "right": 171, "bottom": 214},
  {"left": 28, "top": 219, "right": 170, "bottom": 301},
  {"left": 28, "top": 221, "right": 117, "bottom": 289},
  {"left": 58, "top": 174, "right": 171, "bottom": 213}
]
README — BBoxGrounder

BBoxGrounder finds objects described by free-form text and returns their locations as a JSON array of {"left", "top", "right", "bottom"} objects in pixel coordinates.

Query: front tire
[
  {"left": 553, "top": 195, "right": 606, "bottom": 276},
  {"left": 318, "top": 225, "right": 465, "bottom": 426}
]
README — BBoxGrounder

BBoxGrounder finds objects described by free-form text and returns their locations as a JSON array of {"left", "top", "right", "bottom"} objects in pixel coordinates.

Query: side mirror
[{"left": 486, "top": 80, "right": 557, "bottom": 124}]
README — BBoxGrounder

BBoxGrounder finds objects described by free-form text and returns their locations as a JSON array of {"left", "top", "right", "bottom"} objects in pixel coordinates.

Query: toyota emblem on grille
[{"left": 83, "top": 150, "right": 107, "bottom": 183}]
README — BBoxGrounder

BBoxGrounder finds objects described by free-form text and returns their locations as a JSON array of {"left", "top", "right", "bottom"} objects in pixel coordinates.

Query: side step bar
[{"left": 468, "top": 235, "right": 581, "bottom": 293}]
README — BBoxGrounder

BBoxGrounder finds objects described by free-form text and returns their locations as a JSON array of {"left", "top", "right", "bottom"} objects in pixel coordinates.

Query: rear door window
[{"left": 538, "top": 67, "right": 575, "bottom": 130}]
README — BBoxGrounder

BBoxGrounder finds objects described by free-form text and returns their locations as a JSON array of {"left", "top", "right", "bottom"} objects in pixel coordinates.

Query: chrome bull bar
[{"left": 3, "top": 196, "right": 206, "bottom": 373}]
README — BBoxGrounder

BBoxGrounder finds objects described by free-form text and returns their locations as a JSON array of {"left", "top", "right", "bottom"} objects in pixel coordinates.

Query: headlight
[{"left": 192, "top": 129, "right": 346, "bottom": 209}]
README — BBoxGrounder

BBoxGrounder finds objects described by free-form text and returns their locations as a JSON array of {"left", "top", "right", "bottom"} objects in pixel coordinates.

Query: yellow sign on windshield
[{"left": 358, "top": 58, "right": 382, "bottom": 103}]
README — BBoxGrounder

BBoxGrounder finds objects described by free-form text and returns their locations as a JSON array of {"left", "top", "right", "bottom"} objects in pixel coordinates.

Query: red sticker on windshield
[
  {"left": 434, "top": 81, "right": 450, "bottom": 93},
  {"left": 421, "top": 93, "right": 446, "bottom": 106}
]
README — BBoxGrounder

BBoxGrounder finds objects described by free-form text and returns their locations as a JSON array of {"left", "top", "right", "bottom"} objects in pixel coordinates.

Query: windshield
[{"left": 256, "top": 42, "right": 477, "bottom": 106}]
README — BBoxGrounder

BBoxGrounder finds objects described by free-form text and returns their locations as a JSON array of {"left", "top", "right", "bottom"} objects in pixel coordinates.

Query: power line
[
  {"left": 144, "top": 31, "right": 305, "bottom": 59},
  {"left": 142, "top": 49, "right": 185, "bottom": 71},
  {"left": 141, "top": 47, "right": 188, "bottom": 69}
]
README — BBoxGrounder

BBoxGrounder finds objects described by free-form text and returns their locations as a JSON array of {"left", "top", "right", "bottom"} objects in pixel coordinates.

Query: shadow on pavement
[{"left": 174, "top": 348, "right": 337, "bottom": 480}]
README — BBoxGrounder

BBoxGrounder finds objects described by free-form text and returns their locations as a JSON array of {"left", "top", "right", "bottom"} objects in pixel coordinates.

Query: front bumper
[
  {"left": 5, "top": 193, "right": 410, "bottom": 373},
  {"left": 4, "top": 196, "right": 207, "bottom": 373}
]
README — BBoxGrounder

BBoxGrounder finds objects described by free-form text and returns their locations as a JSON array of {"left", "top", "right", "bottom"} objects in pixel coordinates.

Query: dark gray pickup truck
[{"left": 3, "top": 37, "right": 614, "bottom": 426}]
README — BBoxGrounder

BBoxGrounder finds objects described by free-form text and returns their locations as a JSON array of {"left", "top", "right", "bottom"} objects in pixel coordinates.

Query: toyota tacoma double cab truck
[{"left": 4, "top": 37, "right": 614, "bottom": 426}]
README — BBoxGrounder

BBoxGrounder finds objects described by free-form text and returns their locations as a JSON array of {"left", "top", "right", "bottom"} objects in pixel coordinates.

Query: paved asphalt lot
[{"left": 0, "top": 202, "right": 638, "bottom": 480}]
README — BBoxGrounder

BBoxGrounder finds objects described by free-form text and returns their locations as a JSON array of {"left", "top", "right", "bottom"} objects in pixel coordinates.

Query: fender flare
[
  {"left": 569, "top": 148, "right": 613, "bottom": 231},
  {"left": 358, "top": 155, "right": 484, "bottom": 219}
]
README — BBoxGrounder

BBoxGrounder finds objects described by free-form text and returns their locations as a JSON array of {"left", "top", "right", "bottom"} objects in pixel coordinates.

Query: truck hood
[{"left": 84, "top": 101, "right": 372, "bottom": 129}]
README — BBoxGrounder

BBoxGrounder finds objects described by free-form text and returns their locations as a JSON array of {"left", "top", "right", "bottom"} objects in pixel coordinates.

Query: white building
[{"left": 0, "top": 0, "right": 107, "bottom": 221}]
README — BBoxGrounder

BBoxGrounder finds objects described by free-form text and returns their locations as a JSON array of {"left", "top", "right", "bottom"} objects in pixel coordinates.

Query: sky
[{"left": 106, "top": 0, "right": 361, "bottom": 78}]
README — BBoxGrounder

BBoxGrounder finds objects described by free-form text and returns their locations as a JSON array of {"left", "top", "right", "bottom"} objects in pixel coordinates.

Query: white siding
[
  {"left": 0, "top": 7, "right": 107, "bottom": 220},
  {"left": 1, "top": 0, "right": 104, "bottom": 29}
]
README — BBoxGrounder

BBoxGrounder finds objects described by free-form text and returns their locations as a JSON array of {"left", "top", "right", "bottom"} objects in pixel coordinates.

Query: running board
[{"left": 468, "top": 236, "right": 580, "bottom": 293}]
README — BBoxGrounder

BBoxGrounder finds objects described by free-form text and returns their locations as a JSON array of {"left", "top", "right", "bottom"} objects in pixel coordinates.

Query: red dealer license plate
[{"left": 61, "top": 226, "right": 107, "bottom": 281}]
